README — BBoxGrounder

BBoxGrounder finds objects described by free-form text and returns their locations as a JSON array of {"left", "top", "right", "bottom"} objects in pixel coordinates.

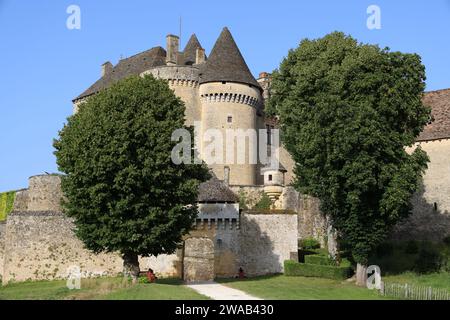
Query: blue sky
[{"left": 0, "top": 0, "right": 449, "bottom": 191}]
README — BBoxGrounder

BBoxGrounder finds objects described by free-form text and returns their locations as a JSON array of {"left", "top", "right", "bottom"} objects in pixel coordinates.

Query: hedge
[
  {"left": 304, "top": 254, "right": 336, "bottom": 266},
  {"left": 304, "top": 255, "right": 352, "bottom": 267},
  {"left": 284, "top": 260, "right": 353, "bottom": 280},
  {"left": 0, "top": 191, "right": 16, "bottom": 221}
]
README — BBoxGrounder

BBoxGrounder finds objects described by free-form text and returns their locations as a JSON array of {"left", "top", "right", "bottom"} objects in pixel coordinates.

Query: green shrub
[
  {"left": 299, "top": 238, "right": 321, "bottom": 250},
  {"left": 443, "top": 236, "right": 450, "bottom": 246},
  {"left": 305, "top": 254, "right": 336, "bottom": 266},
  {"left": 414, "top": 246, "right": 443, "bottom": 274},
  {"left": 138, "top": 276, "right": 150, "bottom": 284},
  {"left": 375, "top": 242, "right": 394, "bottom": 257},
  {"left": 254, "top": 192, "right": 272, "bottom": 210},
  {"left": 0, "top": 191, "right": 16, "bottom": 221},
  {"left": 404, "top": 240, "right": 419, "bottom": 254},
  {"left": 284, "top": 260, "right": 353, "bottom": 280},
  {"left": 238, "top": 189, "right": 249, "bottom": 211}
]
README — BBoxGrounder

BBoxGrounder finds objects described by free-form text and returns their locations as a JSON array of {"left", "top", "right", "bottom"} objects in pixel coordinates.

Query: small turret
[{"left": 262, "top": 163, "right": 287, "bottom": 202}]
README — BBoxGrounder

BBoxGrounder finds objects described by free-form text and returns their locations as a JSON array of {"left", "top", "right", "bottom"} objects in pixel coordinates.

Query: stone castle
[{"left": 0, "top": 27, "right": 449, "bottom": 284}]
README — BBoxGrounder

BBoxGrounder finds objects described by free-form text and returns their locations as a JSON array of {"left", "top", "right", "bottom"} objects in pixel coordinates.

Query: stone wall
[
  {"left": 230, "top": 185, "right": 328, "bottom": 246},
  {"left": 28, "top": 175, "right": 63, "bottom": 212},
  {"left": 142, "top": 66, "right": 201, "bottom": 127},
  {"left": 1, "top": 211, "right": 184, "bottom": 284},
  {"left": 391, "top": 139, "right": 450, "bottom": 241},
  {"left": 12, "top": 189, "right": 28, "bottom": 211},
  {"left": 2, "top": 211, "right": 123, "bottom": 284},
  {"left": 0, "top": 222, "right": 5, "bottom": 280},
  {"left": 229, "top": 185, "right": 265, "bottom": 209},
  {"left": 239, "top": 213, "right": 298, "bottom": 276}
]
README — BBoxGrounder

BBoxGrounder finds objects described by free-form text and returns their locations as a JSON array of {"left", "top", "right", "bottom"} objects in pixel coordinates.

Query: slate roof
[
  {"left": 181, "top": 34, "right": 203, "bottom": 65},
  {"left": 74, "top": 46, "right": 167, "bottom": 101},
  {"left": 197, "top": 178, "right": 238, "bottom": 203},
  {"left": 199, "top": 27, "right": 261, "bottom": 89},
  {"left": 417, "top": 88, "right": 450, "bottom": 141},
  {"left": 74, "top": 28, "right": 261, "bottom": 101}
]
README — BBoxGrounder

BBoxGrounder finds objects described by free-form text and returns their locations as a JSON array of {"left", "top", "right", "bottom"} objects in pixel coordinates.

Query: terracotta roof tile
[{"left": 417, "top": 88, "right": 450, "bottom": 141}]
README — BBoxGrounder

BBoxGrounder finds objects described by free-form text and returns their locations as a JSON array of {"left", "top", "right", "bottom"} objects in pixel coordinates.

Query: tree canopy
[
  {"left": 268, "top": 32, "right": 430, "bottom": 277},
  {"left": 54, "top": 75, "right": 210, "bottom": 278}
]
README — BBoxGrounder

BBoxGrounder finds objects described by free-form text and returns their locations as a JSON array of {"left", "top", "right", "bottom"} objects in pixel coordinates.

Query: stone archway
[{"left": 183, "top": 237, "right": 215, "bottom": 282}]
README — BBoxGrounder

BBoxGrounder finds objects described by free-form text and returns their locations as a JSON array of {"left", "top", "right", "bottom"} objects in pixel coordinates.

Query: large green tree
[
  {"left": 54, "top": 75, "right": 210, "bottom": 281},
  {"left": 268, "top": 32, "right": 430, "bottom": 285}
]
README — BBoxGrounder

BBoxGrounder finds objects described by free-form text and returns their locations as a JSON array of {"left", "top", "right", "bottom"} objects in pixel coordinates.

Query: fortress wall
[
  {"left": 28, "top": 175, "right": 63, "bottom": 212},
  {"left": 391, "top": 139, "right": 450, "bottom": 241},
  {"left": 139, "top": 253, "right": 181, "bottom": 278},
  {"left": 239, "top": 213, "right": 298, "bottom": 276},
  {"left": 229, "top": 185, "right": 265, "bottom": 209},
  {"left": 186, "top": 214, "right": 298, "bottom": 278},
  {"left": 230, "top": 186, "right": 327, "bottom": 246},
  {"left": 12, "top": 189, "right": 29, "bottom": 211},
  {"left": 142, "top": 66, "right": 201, "bottom": 127},
  {"left": 2, "top": 212, "right": 123, "bottom": 284},
  {"left": 1, "top": 212, "right": 181, "bottom": 284},
  {"left": 279, "top": 145, "right": 296, "bottom": 186},
  {"left": 0, "top": 222, "right": 5, "bottom": 280}
]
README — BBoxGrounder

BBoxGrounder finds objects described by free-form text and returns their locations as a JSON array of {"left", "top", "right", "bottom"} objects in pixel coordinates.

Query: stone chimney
[
  {"left": 166, "top": 34, "right": 179, "bottom": 66},
  {"left": 101, "top": 61, "right": 113, "bottom": 77},
  {"left": 195, "top": 48, "right": 206, "bottom": 64},
  {"left": 257, "top": 72, "right": 271, "bottom": 100},
  {"left": 224, "top": 166, "right": 230, "bottom": 187},
  {"left": 259, "top": 72, "right": 269, "bottom": 79}
]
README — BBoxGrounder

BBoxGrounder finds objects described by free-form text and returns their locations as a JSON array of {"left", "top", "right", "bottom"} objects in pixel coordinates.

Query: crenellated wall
[
  {"left": 199, "top": 82, "right": 261, "bottom": 185},
  {"left": 142, "top": 66, "right": 201, "bottom": 127},
  {"left": 1, "top": 175, "right": 300, "bottom": 284}
]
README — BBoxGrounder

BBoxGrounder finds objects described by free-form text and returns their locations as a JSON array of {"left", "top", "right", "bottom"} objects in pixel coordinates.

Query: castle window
[
  {"left": 227, "top": 116, "right": 233, "bottom": 123},
  {"left": 268, "top": 174, "right": 273, "bottom": 181},
  {"left": 434, "top": 202, "right": 438, "bottom": 211}
]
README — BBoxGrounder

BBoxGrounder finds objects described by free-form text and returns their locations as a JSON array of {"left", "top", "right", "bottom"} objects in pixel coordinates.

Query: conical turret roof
[
  {"left": 182, "top": 34, "right": 203, "bottom": 65},
  {"left": 199, "top": 27, "right": 261, "bottom": 89}
]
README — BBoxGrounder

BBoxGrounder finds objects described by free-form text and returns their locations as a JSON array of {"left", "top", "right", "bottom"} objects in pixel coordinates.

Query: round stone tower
[
  {"left": 142, "top": 34, "right": 206, "bottom": 127},
  {"left": 198, "top": 27, "right": 263, "bottom": 185}
]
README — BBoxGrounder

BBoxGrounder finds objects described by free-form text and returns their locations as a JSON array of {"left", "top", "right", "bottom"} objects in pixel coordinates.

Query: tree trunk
[
  {"left": 326, "top": 216, "right": 339, "bottom": 263},
  {"left": 356, "top": 263, "right": 368, "bottom": 287},
  {"left": 123, "top": 252, "right": 140, "bottom": 284}
]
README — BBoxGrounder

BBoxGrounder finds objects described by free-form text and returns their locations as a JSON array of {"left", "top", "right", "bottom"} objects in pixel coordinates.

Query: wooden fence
[{"left": 381, "top": 282, "right": 450, "bottom": 300}]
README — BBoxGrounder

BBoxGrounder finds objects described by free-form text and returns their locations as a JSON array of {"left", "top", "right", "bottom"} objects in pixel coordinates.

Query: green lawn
[
  {"left": 218, "top": 275, "right": 388, "bottom": 300},
  {"left": 383, "top": 272, "right": 450, "bottom": 292},
  {"left": 0, "top": 277, "right": 208, "bottom": 300}
]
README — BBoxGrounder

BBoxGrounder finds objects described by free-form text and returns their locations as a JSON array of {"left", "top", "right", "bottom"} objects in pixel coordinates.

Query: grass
[
  {"left": 0, "top": 277, "right": 208, "bottom": 300},
  {"left": 218, "top": 275, "right": 388, "bottom": 300},
  {"left": 383, "top": 272, "right": 450, "bottom": 292}
]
